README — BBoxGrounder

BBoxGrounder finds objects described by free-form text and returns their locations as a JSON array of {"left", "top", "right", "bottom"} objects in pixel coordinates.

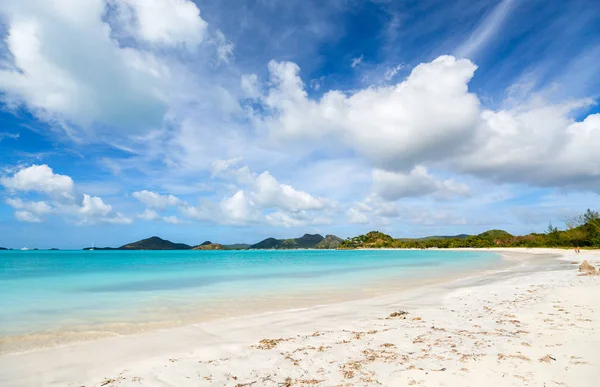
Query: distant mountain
[
  {"left": 339, "top": 231, "right": 394, "bottom": 249},
  {"left": 315, "top": 235, "right": 344, "bottom": 249},
  {"left": 478, "top": 230, "right": 513, "bottom": 240},
  {"left": 0, "top": 247, "right": 7, "bottom": 250},
  {"left": 119, "top": 236, "right": 191, "bottom": 250},
  {"left": 251, "top": 237, "right": 282, "bottom": 249},
  {"left": 192, "top": 243, "right": 225, "bottom": 250},
  {"left": 250, "top": 234, "right": 341, "bottom": 249}
]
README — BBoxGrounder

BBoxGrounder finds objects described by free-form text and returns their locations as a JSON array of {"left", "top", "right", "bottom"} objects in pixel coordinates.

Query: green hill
[
  {"left": 250, "top": 237, "right": 283, "bottom": 249},
  {"left": 119, "top": 236, "right": 191, "bottom": 250},
  {"left": 478, "top": 230, "right": 513, "bottom": 240},
  {"left": 315, "top": 235, "right": 344, "bottom": 249},
  {"left": 339, "top": 231, "right": 394, "bottom": 249},
  {"left": 250, "top": 234, "right": 339, "bottom": 249},
  {"left": 192, "top": 243, "right": 225, "bottom": 250}
]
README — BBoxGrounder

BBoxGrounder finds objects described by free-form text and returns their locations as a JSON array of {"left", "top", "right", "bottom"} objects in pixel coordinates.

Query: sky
[{"left": 0, "top": 0, "right": 599, "bottom": 249}]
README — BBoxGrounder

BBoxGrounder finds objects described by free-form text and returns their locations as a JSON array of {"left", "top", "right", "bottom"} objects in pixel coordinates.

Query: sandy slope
[{"left": 0, "top": 248, "right": 598, "bottom": 386}]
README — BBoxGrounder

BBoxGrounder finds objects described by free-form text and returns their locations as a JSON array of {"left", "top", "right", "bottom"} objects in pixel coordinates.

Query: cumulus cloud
[
  {"left": 372, "top": 166, "right": 470, "bottom": 201},
  {"left": 455, "top": 100, "right": 600, "bottom": 189},
  {"left": 6, "top": 198, "right": 53, "bottom": 223},
  {"left": 265, "top": 210, "right": 331, "bottom": 228},
  {"left": 1, "top": 164, "right": 130, "bottom": 225},
  {"left": 252, "top": 171, "right": 331, "bottom": 212},
  {"left": 138, "top": 209, "right": 161, "bottom": 221},
  {"left": 163, "top": 215, "right": 186, "bottom": 224},
  {"left": 246, "top": 55, "right": 600, "bottom": 194},
  {"left": 219, "top": 190, "right": 261, "bottom": 225},
  {"left": 140, "top": 161, "right": 335, "bottom": 226},
  {"left": 15, "top": 211, "right": 43, "bottom": 223},
  {"left": 0, "top": 0, "right": 167, "bottom": 132},
  {"left": 0, "top": 164, "right": 74, "bottom": 198},
  {"left": 346, "top": 205, "right": 370, "bottom": 224},
  {"left": 256, "top": 55, "right": 480, "bottom": 170},
  {"left": 132, "top": 190, "right": 183, "bottom": 209},
  {"left": 114, "top": 0, "right": 208, "bottom": 46},
  {"left": 211, "top": 158, "right": 255, "bottom": 185}
]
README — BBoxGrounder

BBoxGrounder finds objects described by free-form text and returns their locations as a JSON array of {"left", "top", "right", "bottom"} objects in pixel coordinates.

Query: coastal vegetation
[
  {"left": 192, "top": 241, "right": 225, "bottom": 250},
  {"left": 250, "top": 234, "right": 340, "bottom": 249},
  {"left": 339, "top": 209, "right": 600, "bottom": 249}
]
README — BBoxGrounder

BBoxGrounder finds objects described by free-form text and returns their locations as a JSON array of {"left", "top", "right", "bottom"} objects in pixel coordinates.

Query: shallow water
[{"left": 0, "top": 249, "right": 502, "bottom": 351}]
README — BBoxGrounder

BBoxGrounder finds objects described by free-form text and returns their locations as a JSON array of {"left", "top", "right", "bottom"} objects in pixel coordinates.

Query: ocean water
[{"left": 0, "top": 249, "right": 501, "bottom": 350}]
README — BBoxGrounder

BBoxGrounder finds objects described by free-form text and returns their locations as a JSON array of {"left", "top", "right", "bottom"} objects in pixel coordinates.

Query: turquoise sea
[{"left": 0, "top": 249, "right": 501, "bottom": 350}]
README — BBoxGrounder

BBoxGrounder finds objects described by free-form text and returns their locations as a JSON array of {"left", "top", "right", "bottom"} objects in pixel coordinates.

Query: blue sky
[{"left": 0, "top": 0, "right": 599, "bottom": 249}]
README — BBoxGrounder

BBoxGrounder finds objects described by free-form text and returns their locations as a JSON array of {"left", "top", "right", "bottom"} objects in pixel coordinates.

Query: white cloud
[
  {"left": 372, "top": 166, "right": 470, "bottom": 201},
  {"left": 252, "top": 171, "right": 330, "bottom": 212},
  {"left": 0, "top": 0, "right": 167, "bottom": 132},
  {"left": 132, "top": 190, "right": 183, "bottom": 209},
  {"left": 265, "top": 210, "right": 331, "bottom": 228},
  {"left": 163, "top": 215, "right": 183, "bottom": 224},
  {"left": 6, "top": 197, "right": 53, "bottom": 215},
  {"left": 78, "top": 194, "right": 112, "bottom": 217},
  {"left": 15, "top": 211, "right": 43, "bottom": 223},
  {"left": 6, "top": 198, "right": 53, "bottom": 222},
  {"left": 249, "top": 55, "right": 600, "bottom": 193},
  {"left": 241, "top": 74, "right": 261, "bottom": 99},
  {"left": 219, "top": 190, "right": 260, "bottom": 225},
  {"left": 409, "top": 209, "right": 467, "bottom": 226},
  {"left": 211, "top": 158, "right": 255, "bottom": 185},
  {"left": 351, "top": 55, "right": 364, "bottom": 68},
  {"left": 346, "top": 206, "right": 370, "bottom": 224},
  {"left": 213, "top": 29, "right": 234, "bottom": 64},
  {"left": 258, "top": 55, "right": 480, "bottom": 170},
  {"left": 115, "top": 0, "right": 208, "bottom": 46},
  {"left": 138, "top": 209, "right": 161, "bottom": 221},
  {"left": 73, "top": 194, "right": 131, "bottom": 224},
  {"left": 1, "top": 164, "right": 131, "bottom": 225},
  {"left": 383, "top": 64, "right": 405, "bottom": 80},
  {"left": 1, "top": 164, "right": 74, "bottom": 198},
  {"left": 0, "top": 132, "right": 19, "bottom": 142},
  {"left": 455, "top": 0, "right": 516, "bottom": 59},
  {"left": 455, "top": 100, "right": 600, "bottom": 189}
]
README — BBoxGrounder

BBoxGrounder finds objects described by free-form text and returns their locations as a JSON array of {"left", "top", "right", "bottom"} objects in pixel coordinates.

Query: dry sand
[{"left": 0, "top": 248, "right": 598, "bottom": 386}]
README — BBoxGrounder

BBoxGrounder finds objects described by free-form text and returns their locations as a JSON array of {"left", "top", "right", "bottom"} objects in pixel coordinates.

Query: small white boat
[{"left": 21, "top": 247, "right": 29, "bottom": 251}]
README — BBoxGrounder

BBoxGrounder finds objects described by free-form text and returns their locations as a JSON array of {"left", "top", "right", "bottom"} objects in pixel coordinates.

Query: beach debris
[
  {"left": 497, "top": 353, "right": 531, "bottom": 362},
  {"left": 539, "top": 354, "right": 556, "bottom": 363},
  {"left": 100, "top": 377, "right": 125, "bottom": 386},
  {"left": 255, "top": 338, "right": 291, "bottom": 350},
  {"left": 578, "top": 260, "right": 596, "bottom": 273},
  {"left": 296, "top": 379, "right": 323, "bottom": 385},
  {"left": 387, "top": 310, "right": 409, "bottom": 319},
  {"left": 340, "top": 360, "right": 362, "bottom": 379},
  {"left": 279, "top": 377, "right": 293, "bottom": 387}
]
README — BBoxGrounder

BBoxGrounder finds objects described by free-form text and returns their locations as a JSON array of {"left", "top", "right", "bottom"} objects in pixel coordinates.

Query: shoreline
[
  {"left": 1, "top": 248, "right": 598, "bottom": 386},
  {"left": 0, "top": 249, "right": 507, "bottom": 355}
]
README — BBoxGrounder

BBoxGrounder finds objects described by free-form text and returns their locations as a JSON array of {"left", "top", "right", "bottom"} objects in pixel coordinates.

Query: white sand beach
[{"left": 1, "top": 248, "right": 599, "bottom": 386}]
